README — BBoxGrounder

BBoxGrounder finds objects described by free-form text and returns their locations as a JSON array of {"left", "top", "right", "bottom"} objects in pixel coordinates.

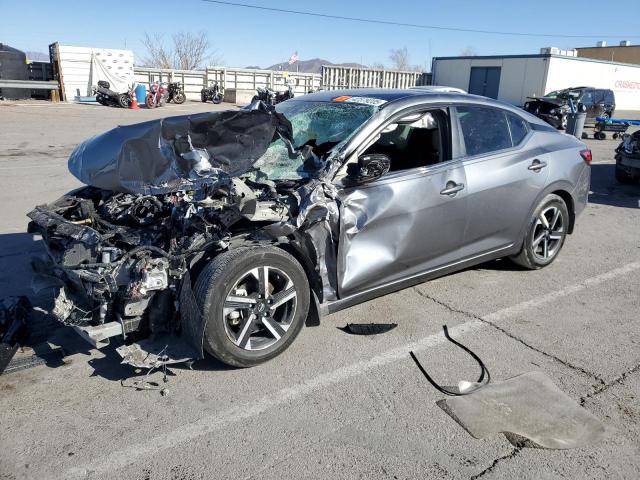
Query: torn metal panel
[{"left": 116, "top": 335, "right": 197, "bottom": 369}]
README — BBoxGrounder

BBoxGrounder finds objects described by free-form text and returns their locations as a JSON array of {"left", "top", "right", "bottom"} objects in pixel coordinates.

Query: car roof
[
  {"left": 292, "top": 88, "right": 438, "bottom": 103},
  {"left": 287, "top": 87, "right": 553, "bottom": 129}
]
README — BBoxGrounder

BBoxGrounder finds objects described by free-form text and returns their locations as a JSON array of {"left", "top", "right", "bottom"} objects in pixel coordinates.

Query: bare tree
[
  {"left": 460, "top": 46, "right": 478, "bottom": 56},
  {"left": 141, "top": 31, "right": 222, "bottom": 70},
  {"left": 370, "top": 62, "right": 386, "bottom": 70},
  {"left": 389, "top": 47, "right": 410, "bottom": 71}
]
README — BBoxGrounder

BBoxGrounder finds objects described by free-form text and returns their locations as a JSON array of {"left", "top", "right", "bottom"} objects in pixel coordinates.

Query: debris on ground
[
  {"left": 410, "top": 326, "right": 605, "bottom": 449},
  {"left": 438, "top": 371, "right": 606, "bottom": 449},
  {"left": 410, "top": 325, "right": 490, "bottom": 396},
  {"left": 340, "top": 323, "right": 398, "bottom": 335}
]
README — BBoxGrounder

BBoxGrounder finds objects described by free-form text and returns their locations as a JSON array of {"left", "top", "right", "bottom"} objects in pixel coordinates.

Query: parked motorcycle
[
  {"left": 166, "top": 82, "right": 186, "bottom": 104},
  {"left": 145, "top": 82, "right": 168, "bottom": 108},
  {"left": 201, "top": 82, "right": 223, "bottom": 104},
  {"left": 251, "top": 83, "right": 294, "bottom": 106},
  {"left": 93, "top": 80, "right": 130, "bottom": 108}
]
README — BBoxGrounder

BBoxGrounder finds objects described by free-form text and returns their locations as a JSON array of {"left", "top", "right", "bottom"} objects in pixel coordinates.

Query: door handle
[
  {"left": 440, "top": 181, "right": 465, "bottom": 196},
  {"left": 528, "top": 159, "right": 547, "bottom": 172}
]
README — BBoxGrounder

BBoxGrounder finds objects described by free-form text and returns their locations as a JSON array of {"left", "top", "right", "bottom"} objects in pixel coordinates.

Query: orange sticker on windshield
[{"left": 332, "top": 95, "right": 352, "bottom": 102}]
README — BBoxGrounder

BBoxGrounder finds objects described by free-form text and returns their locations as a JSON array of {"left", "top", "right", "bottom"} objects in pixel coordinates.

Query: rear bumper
[
  {"left": 572, "top": 163, "right": 591, "bottom": 219},
  {"left": 617, "top": 153, "right": 640, "bottom": 174}
]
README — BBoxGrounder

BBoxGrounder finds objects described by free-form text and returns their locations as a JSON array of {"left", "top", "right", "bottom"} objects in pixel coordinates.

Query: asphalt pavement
[{"left": 0, "top": 101, "right": 638, "bottom": 480}]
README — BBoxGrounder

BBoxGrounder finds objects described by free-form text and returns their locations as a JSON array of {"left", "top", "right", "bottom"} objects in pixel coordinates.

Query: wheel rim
[
  {"left": 222, "top": 266, "right": 297, "bottom": 351},
  {"left": 531, "top": 206, "right": 565, "bottom": 261}
]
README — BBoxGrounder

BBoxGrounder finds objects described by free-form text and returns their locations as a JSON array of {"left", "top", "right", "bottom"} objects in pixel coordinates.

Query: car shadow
[
  {"left": 588, "top": 164, "right": 639, "bottom": 208},
  {"left": 0, "top": 231, "right": 235, "bottom": 381}
]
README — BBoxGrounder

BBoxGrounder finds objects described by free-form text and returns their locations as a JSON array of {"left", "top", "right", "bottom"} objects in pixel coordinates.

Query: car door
[
  {"left": 454, "top": 105, "right": 550, "bottom": 257},
  {"left": 335, "top": 108, "right": 468, "bottom": 298},
  {"left": 593, "top": 89, "right": 607, "bottom": 118},
  {"left": 579, "top": 89, "right": 597, "bottom": 120}
]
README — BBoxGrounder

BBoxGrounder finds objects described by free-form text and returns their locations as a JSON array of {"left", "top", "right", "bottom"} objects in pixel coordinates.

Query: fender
[{"left": 514, "top": 179, "right": 577, "bottom": 250}]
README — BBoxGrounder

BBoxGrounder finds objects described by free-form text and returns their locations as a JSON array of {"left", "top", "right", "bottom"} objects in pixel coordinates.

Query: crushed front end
[
  {"left": 27, "top": 177, "right": 294, "bottom": 358},
  {"left": 23, "top": 99, "right": 380, "bottom": 367},
  {"left": 523, "top": 98, "right": 568, "bottom": 129}
]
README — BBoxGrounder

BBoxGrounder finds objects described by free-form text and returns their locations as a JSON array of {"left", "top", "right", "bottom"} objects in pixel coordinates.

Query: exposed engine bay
[{"left": 26, "top": 105, "right": 344, "bottom": 366}]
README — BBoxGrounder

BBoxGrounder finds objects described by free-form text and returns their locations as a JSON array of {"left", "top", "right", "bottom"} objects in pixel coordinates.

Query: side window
[
  {"left": 594, "top": 90, "right": 605, "bottom": 104},
  {"left": 363, "top": 108, "right": 450, "bottom": 172},
  {"left": 604, "top": 90, "right": 615, "bottom": 104},
  {"left": 580, "top": 90, "right": 594, "bottom": 106},
  {"left": 456, "top": 106, "right": 511, "bottom": 156},
  {"left": 507, "top": 113, "right": 529, "bottom": 145}
]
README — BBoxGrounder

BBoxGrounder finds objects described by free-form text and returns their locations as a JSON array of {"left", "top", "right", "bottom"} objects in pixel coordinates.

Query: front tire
[
  {"left": 173, "top": 92, "right": 186, "bottom": 104},
  {"left": 117, "top": 94, "right": 130, "bottom": 109},
  {"left": 511, "top": 194, "right": 569, "bottom": 269},
  {"left": 194, "top": 247, "right": 310, "bottom": 367}
]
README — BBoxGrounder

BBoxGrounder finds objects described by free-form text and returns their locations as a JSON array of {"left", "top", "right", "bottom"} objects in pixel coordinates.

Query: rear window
[
  {"left": 456, "top": 106, "right": 512, "bottom": 156},
  {"left": 507, "top": 113, "right": 529, "bottom": 145}
]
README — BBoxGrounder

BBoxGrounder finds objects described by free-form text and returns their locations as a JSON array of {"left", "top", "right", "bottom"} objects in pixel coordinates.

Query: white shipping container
[{"left": 52, "top": 44, "right": 135, "bottom": 101}]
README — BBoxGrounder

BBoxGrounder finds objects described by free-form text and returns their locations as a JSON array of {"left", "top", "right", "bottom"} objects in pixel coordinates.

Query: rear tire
[
  {"left": 510, "top": 194, "right": 569, "bottom": 270},
  {"left": 173, "top": 92, "right": 186, "bottom": 104},
  {"left": 194, "top": 247, "right": 310, "bottom": 367},
  {"left": 212, "top": 93, "right": 222, "bottom": 104},
  {"left": 145, "top": 94, "right": 156, "bottom": 109}
]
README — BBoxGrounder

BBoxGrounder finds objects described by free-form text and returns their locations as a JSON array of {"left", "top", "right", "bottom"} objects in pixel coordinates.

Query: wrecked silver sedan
[{"left": 27, "top": 89, "right": 591, "bottom": 367}]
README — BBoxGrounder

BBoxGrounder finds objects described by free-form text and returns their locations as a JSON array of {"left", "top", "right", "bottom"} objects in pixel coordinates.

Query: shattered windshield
[{"left": 249, "top": 100, "right": 379, "bottom": 181}]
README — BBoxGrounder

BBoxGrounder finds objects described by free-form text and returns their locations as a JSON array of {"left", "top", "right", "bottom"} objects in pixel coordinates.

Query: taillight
[{"left": 580, "top": 149, "right": 592, "bottom": 164}]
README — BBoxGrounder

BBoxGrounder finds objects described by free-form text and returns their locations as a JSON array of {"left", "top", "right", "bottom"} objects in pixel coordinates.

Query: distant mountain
[
  {"left": 252, "top": 58, "right": 368, "bottom": 74},
  {"left": 25, "top": 51, "right": 50, "bottom": 62}
]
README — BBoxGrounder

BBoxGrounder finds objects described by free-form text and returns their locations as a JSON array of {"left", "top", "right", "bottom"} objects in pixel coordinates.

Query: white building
[{"left": 432, "top": 50, "right": 640, "bottom": 110}]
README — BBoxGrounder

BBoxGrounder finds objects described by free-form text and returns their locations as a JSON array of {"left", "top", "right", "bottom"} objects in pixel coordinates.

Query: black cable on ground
[{"left": 410, "top": 325, "right": 490, "bottom": 396}]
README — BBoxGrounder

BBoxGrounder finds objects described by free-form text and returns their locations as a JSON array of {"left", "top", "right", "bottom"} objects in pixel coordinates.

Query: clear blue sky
[{"left": 3, "top": 0, "right": 639, "bottom": 69}]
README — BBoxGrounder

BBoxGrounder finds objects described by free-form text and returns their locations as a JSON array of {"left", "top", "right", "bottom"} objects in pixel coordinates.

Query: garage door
[{"left": 468, "top": 67, "right": 501, "bottom": 99}]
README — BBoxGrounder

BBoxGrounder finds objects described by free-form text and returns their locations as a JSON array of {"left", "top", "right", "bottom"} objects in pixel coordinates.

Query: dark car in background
[{"left": 524, "top": 87, "right": 615, "bottom": 129}]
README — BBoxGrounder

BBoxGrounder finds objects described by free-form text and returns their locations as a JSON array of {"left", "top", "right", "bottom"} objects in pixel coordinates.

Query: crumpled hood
[
  {"left": 526, "top": 97, "right": 566, "bottom": 106},
  {"left": 68, "top": 108, "right": 294, "bottom": 195}
]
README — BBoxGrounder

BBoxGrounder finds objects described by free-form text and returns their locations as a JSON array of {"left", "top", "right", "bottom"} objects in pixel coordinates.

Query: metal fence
[
  {"left": 321, "top": 65, "right": 431, "bottom": 90},
  {"left": 134, "top": 67, "right": 321, "bottom": 101},
  {"left": 133, "top": 65, "right": 431, "bottom": 101}
]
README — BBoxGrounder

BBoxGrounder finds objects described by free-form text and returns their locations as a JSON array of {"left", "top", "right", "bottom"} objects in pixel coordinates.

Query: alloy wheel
[
  {"left": 222, "top": 266, "right": 297, "bottom": 351},
  {"left": 531, "top": 206, "right": 565, "bottom": 261}
]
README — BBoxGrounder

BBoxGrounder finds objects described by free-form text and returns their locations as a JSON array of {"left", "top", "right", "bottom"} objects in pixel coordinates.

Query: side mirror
[{"left": 346, "top": 153, "right": 391, "bottom": 184}]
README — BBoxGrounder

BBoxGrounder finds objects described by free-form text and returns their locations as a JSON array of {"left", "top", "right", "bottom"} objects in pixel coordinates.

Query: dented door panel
[{"left": 336, "top": 163, "right": 467, "bottom": 298}]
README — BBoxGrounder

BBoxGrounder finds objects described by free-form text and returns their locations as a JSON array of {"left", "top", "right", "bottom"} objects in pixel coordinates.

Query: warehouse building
[
  {"left": 432, "top": 49, "right": 640, "bottom": 110},
  {"left": 576, "top": 41, "right": 640, "bottom": 65}
]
